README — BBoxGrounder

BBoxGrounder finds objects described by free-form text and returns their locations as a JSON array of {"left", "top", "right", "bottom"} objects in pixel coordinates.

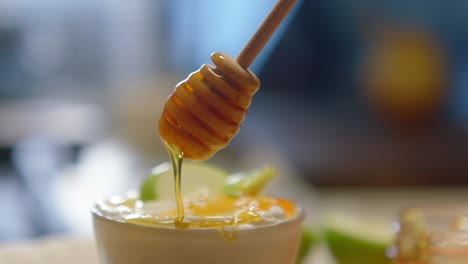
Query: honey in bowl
[{"left": 95, "top": 162, "right": 300, "bottom": 238}]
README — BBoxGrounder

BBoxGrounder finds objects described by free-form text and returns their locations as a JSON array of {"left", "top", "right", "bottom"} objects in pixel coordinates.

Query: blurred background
[{"left": 0, "top": 0, "right": 467, "bottom": 251}]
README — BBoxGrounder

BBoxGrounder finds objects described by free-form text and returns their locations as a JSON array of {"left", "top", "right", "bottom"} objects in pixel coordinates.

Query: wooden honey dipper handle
[{"left": 237, "top": 0, "right": 297, "bottom": 69}]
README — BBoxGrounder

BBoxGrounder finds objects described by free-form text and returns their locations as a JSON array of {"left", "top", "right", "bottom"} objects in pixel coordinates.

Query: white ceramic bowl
[{"left": 92, "top": 205, "right": 304, "bottom": 264}]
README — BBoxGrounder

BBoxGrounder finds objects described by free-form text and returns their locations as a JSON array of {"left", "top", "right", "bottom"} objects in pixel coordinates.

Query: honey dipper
[{"left": 159, "top": 0, "right": 297, "bottom": 161}]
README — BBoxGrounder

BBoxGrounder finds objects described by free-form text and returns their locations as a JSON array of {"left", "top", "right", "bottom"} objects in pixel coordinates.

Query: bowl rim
[{"left": 91, "top": 199, "right": 305, "bottom": 232}]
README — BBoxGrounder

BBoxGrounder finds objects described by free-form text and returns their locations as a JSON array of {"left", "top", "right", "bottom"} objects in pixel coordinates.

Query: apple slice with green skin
[
  {"left": 222, "top": 166, "right": 276, "bottom": 197},
  {"left": 140, "top": 161, "right": 229, "bottom": 201},
  {"left": 141, "top": 163, "right": 276, "bottom": 201},
  {"left": 297, "top": 227, "right": 319, "bottom": 263},
  {"left": 323, "top": 212, "right": 394, "bottom": 264}
]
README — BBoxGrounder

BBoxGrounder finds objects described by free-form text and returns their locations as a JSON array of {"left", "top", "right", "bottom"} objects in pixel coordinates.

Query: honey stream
[{"left": 165, "top": 142, "right": 189, "bottom": 229}]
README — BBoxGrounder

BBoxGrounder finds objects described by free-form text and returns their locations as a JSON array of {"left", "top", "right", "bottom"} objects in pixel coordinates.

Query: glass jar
[{"left": 392, "top": 204, "right": 468, "bottom": 264}]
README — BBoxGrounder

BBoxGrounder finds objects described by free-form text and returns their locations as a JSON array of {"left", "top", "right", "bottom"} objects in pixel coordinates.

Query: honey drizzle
[{"left": 164, "top": 142, "right": 188, "bottom": 229}]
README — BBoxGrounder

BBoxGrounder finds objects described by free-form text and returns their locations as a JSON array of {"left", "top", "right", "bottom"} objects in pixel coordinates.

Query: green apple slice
[
  {"left": 222, "top": 166, "right": 276, "bottom": 197},
  {"left": 140, "top": 161, "right": 229, "bottom": 201},
  {"left": 323, "top": 212, "right": 394, "bottom": 264},
  {"left": 297, "top": 227, "right": 319, "bottom": 263}
]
